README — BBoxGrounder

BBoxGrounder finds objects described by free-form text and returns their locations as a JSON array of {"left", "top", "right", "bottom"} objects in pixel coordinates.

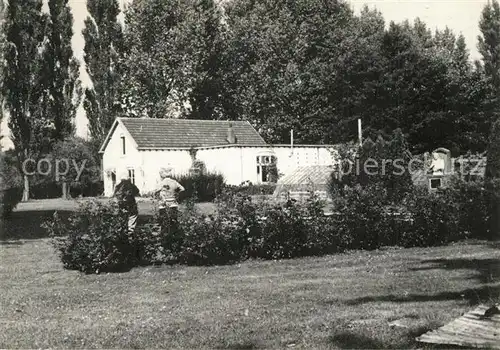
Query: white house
[{"left": 99, "top": 118, "right": 338, "bottom": 196}]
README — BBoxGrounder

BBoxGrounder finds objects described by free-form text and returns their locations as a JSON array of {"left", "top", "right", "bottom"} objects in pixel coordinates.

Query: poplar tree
[
  {"left": 83, "top": 0, "right": 123, "bottom": 144},
  {"left": 478, "top": 0, "right": 500, "bottom": 95},
  {"left": 3, "top": 0, "right": 49, "bottom": 201},
  {"left": 0, "top": 0, "right": 6, "bottom": 151},
  {"left": 44, "top": 0, "right": 82, "bottom": 140}
]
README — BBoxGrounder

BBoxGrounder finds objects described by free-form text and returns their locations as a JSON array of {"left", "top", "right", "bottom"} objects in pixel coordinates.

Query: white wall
[
  {"left": 140, "top": 149, "right": 192, "bottom": 194},
  {"left": 102, "top": 122, "right": 141, "bottom": 196},
  {"left": 196, "top": 145, "right": 337, "bottom": 186}
]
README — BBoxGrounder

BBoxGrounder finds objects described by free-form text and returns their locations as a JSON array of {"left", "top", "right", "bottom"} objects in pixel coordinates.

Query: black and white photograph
[{"left": 1, "top": 0, "right": 500, "bottom": 348}]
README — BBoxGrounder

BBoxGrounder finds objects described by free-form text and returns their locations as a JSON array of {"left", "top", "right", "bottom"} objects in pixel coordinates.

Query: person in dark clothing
[{"left": 113, "top": 176, "right": 140, "bottom": 234}]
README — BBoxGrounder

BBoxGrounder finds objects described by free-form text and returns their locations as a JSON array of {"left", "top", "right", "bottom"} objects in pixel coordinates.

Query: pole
[
  {"left": 290, "top": 129, "right": 294, "bottom": 155},
  {"left": 358, "top": 119, "right": 362, "bottom": 146}
]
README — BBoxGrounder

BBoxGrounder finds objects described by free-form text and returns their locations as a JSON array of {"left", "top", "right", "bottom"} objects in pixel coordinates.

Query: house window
[
  {"left": 121, "top": 136, "right": 126, "bottom": 155},
  {"left": 429, "top": 178, "right": 442, "bottom": 189},
  {"left": 128, "top": 168, "right": 135, "bottom": 185},
  {"left": 256, "top": 155, "right": 277, "bottom": 183}
]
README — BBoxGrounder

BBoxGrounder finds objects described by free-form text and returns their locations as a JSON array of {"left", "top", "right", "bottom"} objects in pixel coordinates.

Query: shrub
[
  {"left": 173, "top": 172, "right": 225, "bottom": 202},
  {"left": 485, "top": 178, "right": 500, "bottom": 240},
  {"left": 225, "top": 183, "right": 276, "bottom": 196},
  {"left": 401, "top": 188, "right": 462, "bottom": 247},
  {"left": 0, "top": 152, "right": 23, "bottom": 217},
  {"left": 485, "top": 118, "right": 500, "bottom": 238},
  {"left": 176, "top": 212, "right": 247, "bottom": 265},
  {"left": 332, "top": 184, "right": 394, "bottom": 250},
  {"left": 444, "top": 178, "right": 490, "bottom": 239},
  {"left": 47, "top": 179, "right": 492, "bottom": 273},
  {"left": 45, "top": 200, "right": 136, "bottom": 273},
  {"left": 329, "top": 129, "right": 413, "bottom": 203}
]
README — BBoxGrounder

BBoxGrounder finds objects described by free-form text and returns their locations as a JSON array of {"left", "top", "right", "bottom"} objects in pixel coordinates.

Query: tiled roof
[{"left": 118, "top": 118, "right": 267, "bottom": 150}]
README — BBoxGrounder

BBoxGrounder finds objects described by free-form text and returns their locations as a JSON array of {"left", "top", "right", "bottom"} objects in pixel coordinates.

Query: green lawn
[{"left": 1, "top": 199, "right": 499, "bottom": 348}]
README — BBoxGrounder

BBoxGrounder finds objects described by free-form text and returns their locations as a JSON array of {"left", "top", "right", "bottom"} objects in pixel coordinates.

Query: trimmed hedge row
[
  {"left": 44, "top": 177, "right": 490, "bottom": 273},
  {"left": 172, "top": 172, "right": 225, "bottom": 202}
]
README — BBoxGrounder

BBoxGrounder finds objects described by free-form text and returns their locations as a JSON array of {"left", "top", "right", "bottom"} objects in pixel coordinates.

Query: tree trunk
[
  {"left": 62, "top": 181, "right": 69, "bottom": 200},
  {"left": 22, "top": 174, "right": 29, "bottom": 202}
]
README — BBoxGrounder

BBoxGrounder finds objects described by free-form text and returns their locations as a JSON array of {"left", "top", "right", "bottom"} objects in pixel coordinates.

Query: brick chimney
[{"left": 227, "top": 122, "right": 236, "bottom": 144}]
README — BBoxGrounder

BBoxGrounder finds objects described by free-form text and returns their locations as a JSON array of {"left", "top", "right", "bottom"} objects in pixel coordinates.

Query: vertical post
[
  {"left": 290, "top": 129, "right": 294, "bottom": 155},
  {"left": 358, "top": 119, "right": 362, "bottom": 146}
]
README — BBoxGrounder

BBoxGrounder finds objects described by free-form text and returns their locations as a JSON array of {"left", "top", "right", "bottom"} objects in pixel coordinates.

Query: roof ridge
[{"left": 119, "top": 117, "right": 249, "bottom": 124}]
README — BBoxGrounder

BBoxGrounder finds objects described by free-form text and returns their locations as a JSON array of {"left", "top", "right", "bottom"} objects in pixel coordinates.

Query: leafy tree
[
  {"left": 83, "top": 0, "right": 123, "bottom": 144},
  {"left": 485, "top": 118, "right": 500, "bottom": 238},
  {"left": 184, "top": 0, "right": 228, "bottom": 120},
  {"left": 0, "top": 0, "right": 6, "bottom": 151},
  {"left": 119, "top": 0, "right": 227, "bottom": 120},
  {"left": 485, "top": 118, "right": 500, "bottom": 180},
  {"left": 330, "top": 129, "right": 413, "bottom": 204},
  {"left": 478, "top": 0, "right": 500, "bottom": 96},
  {"left": 119, "top": 0, "right": 188, "bottom": 118},
  {"left": 50, "top": 137, "right": 101, "bottom": 199},
  {"left": 3, "top": 0, "right": 50, "bottom": 201},
  {"left": 222, "top": 0, "right": 355, "bottom": 143},
  {"left": 44, "top": 0, "right": 82, "bottom": 140}
]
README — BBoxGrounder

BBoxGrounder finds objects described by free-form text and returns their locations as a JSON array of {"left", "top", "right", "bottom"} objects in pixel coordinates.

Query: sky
[{"left": 0, "top": 0, "right": 492, "bottom": 149}]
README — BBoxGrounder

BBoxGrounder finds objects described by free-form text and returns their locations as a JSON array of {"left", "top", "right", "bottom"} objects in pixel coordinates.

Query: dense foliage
[
  {"left": 485, "top": 118, "right": 500, "bottom": 238},
  {"left": 45, "top": 174, "right": 492, "bottom": 273},
  {"left": 83, "top": 0, "right": 124, "bottom": 145},
  {"left": 0, "top": 152, "right": 22, "bottom": 217},
  {"left": 171, "top": 172, "right": 225, "bottom": 202},
  {"left": 330, "top": 129, "right": 413, "bottom": 203},
  {"left": 111, "top": 0, "right": 497, "bottom": 155},
  {"left": 24, "top": 137, "right": 103, "bottom": 199},
  {"left": 44, "top": 0, "right": 82, "bottom": 141}
]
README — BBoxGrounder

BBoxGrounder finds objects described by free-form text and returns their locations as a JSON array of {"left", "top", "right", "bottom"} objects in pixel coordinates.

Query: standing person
[
  {"left": 156, "top": 168, "right": 185, "bottom": 221},
  {"left": 114, "top": 173, "right": 140, "bottom": 234}
]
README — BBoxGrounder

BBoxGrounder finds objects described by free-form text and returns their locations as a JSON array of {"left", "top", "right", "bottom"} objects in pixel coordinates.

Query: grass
[{"left": 1, "top": 199, "right": 500, "bottom": 348}]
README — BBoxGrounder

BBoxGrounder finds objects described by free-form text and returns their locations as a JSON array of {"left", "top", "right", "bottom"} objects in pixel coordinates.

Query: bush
[
  {"left": 173, "top": 172, "right": 225, "bottom": 202},
  {"left": 0, "top": 152, "right": 23, "bottom": 217},
  {"left": 44, "top": 200, "right": 136, "bottom": 273},
  {"left": 46, "top": 178, "right": 494, "bottom": 274},
  {"left": 225, "top": 183, "right": 276, "bottom": 196},
  {"left": 332, "top": 184, "right": 395, "bottom": 250},
  {"left": 444, "top": 178, "right": 490, "bottom": 239},
  {"left": 401, "top": 188, "right": 462, "bottom": 247}
]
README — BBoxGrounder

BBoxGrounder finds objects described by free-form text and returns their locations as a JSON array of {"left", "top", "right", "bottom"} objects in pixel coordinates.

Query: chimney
[{"left": 227, "top": 122, "right": 236, "bottom": 144}]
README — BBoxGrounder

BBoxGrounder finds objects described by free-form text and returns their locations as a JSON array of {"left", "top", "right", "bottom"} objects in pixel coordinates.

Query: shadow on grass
[
  {"left": 1, "top": 210, "right": 153, "bottom": 241},
  {"left": 329, "top": 332, "right": 386, "bottom": 349},
  {"left": 329, "top": 323, "right": 467, "bottom": 349},
  {"left": 411, "top": 258, "right": 500, "bottom": 284},
  {"left": 215, "top": 342, "right": 260, "bottom": 349},
  {"left": 339, "top": 284, "right": 500, "bottom": 307}
]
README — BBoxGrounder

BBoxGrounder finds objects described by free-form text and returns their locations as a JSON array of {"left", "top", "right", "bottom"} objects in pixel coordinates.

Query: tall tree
[
  {"left": 44, "top": 0, "right": 82, "bottom": 141},
  {"left": 478, "top": 0, "right": 500, "bottom": 96},
  {"left": 119, "top": 0, "right": 227, "bottom": 120},
  {"left": 83, "top": 0, "right": 123, "bottom": 144},
  {"left": 485, "top": 118, "right": 500, "bottom": 238},
  {"left": 184, "top": 0, "right": 228, "bottom": 120},
  {"left": 222, "top": 0, "right": 355, "bottom": 143},
  {"left": 0, "top": 0, "right": 6, "bottom": 151},
  {"left": 3, "top": 0, "right": 50, "bottom": 201}
]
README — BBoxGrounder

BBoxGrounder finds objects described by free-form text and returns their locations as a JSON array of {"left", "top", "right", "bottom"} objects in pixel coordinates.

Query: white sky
[{"left": 0, "top": 0, "right": 492, "bottom": 149}]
